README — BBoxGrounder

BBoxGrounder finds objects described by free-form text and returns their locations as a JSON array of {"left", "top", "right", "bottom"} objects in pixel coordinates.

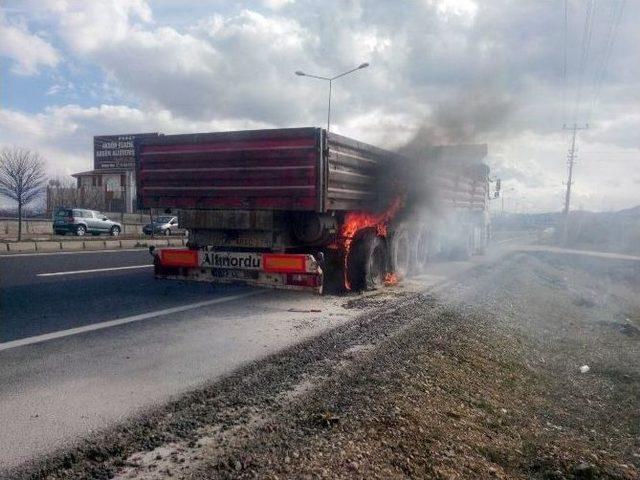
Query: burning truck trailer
[{"left": 136, "top": 127, "right": 494, "bottom": 294}]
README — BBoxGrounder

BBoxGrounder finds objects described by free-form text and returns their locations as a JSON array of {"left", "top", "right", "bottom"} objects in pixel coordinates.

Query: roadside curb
[{"left": 2, "top": 238, "right": 186, "bottom": 254}]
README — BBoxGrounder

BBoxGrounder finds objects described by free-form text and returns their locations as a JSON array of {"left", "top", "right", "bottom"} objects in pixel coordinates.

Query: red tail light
[
  {"left": 67, "top": 216, "right": 75, "bottom": 223},
  {"left": 263, "top": 254, "right": 306, "bottom": 273},
  {"left": 159, "top": 249, "right": 199, "bottom": 268}
]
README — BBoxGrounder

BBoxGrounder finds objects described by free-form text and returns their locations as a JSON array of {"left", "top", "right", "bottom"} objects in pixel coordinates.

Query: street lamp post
[{"left": 295, "top": 63, "right": 369, "bottom": 133}]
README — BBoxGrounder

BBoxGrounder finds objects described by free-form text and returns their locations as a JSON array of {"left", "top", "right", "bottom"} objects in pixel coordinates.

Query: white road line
[
  {"left": 516, "top": 245, "right": 640, "bottom": 261},
  {"left": 0, "top": 248, "right": 145, "bottom": 258},
  {"left": 0, "top": 291, "right": 263, "bottom": 352},
  {"left": 495, "top": 235, "right": 531, "bottom": 245},
  {"left": 37, "top": 264, "right": 153, "bottom": 277}
]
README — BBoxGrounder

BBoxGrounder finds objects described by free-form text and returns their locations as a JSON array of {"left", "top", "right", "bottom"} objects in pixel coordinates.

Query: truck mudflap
[{"left": 152, "top": 248, "right": 324, "bottom": 294}]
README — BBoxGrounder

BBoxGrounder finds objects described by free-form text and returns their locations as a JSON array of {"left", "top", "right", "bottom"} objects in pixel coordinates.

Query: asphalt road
[
  {"left": 0, "top": 249, "right": 249, "bottom": 343},
  {"left": 0, "top": 242, "right": 525, "bottom": 473}
]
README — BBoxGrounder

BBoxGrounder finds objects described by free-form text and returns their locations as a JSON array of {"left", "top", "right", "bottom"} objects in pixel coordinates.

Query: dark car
[
  {"left": 53, "top": 208, "right": 122, "bottom": 236},
  {"left": 143, "top": 216, "right": 180, "bottom": 236}
]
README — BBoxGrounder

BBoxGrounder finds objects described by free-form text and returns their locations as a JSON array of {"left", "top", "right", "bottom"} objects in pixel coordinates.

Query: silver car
[
  {"left": 143, "top": 216, "right": 180, "bottom": 236},
  {"left": 53, "top": 208, "right": 122, "bottom": 236}
]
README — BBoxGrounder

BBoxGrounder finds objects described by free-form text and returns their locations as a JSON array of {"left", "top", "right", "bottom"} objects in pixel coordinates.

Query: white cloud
[
  {"left": 1, "top": 0, "right": 638, "bottom": 211},
  {"left": 0, "top": 104, "right": 272, "bottom": 176},
  {"left": 0, "top": 13, "right": 60, "bottom": 74},
  {"left": 431, "top": 0, "right": 478, "bottom": 23},
  {"left": 32, "top": 2, "right": 318, "bottom": 122},
  {"left": 46, "top": 0, "right": 153, "bottom": 53},
  {"left": 261, "top": 0, "right": 295, "bottom": 11}
]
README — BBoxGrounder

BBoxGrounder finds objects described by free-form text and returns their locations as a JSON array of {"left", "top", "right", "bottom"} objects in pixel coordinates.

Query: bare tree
[
  {"left": 0, "top": 147, "right": 47, "bottom": 240},
  {"left": 47, "top": 176, "right": 81, "bottom": 213}
]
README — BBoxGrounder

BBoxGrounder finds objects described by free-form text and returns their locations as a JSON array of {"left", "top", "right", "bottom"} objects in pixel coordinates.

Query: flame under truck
[{"left": 137, "top": 127, "right": 495, "bottom": 294}]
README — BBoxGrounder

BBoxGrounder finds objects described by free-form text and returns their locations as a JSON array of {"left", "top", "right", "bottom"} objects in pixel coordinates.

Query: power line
[
  {"left": 562, "top": 0, "right": 569, "bottom": 124},
  {"left": 563, "top": 0, "right": 568, "bottom": 84},
  {"left": 572, "top": 0, "right": 597, "bottom": 123},
  {"left": 587, "top": 0, "right": 625, "bottom": 122}
]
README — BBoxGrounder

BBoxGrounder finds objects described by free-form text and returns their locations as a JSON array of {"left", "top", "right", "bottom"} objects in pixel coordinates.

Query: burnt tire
[
  {"left": 413, "top": 227, "right": 430, "bottom": 273},
  {"left": 388, "top": 225, "right": 412, "bottom": 279},
  {"left": 346, "top": 230, "right": 387, "bottom": 291}
]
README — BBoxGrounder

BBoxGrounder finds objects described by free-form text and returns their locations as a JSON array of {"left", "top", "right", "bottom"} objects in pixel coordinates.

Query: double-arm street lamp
[{"left": 295, "top": 62, "right": 369, "bottom": 133}]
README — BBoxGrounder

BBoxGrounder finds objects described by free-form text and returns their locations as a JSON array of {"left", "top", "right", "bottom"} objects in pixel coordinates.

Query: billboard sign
[{"left": 94, "top": 133, "right": 157, "bottom": 170}]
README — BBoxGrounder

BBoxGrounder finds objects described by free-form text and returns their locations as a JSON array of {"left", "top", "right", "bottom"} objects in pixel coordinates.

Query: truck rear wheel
[
  {"left": 413, "top": 227, "right": 430, "bottom": 273},
  {"left": 347, "top": 230, "right": 387, "bottom": 291},
  {"left": 389, "top": 225, "right": 412, "bottom": 279}
]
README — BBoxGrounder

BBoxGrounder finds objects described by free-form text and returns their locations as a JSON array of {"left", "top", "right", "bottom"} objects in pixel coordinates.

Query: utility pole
[{"left": 561, "top": 123, "right": 588, "bottom": 244}]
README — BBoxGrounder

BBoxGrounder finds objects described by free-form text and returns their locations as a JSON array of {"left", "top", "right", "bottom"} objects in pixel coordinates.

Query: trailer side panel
[{"left": 137, "top": 128, "right": 323, "bottom": 211}]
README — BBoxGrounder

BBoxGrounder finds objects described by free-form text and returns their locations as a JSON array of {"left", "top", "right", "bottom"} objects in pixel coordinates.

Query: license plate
[
  {"left": 200, "top": 251, "right": 262, "bottom": 270},
  {"left": 212, "top": 269, "right": 259, "bottom": 279}
]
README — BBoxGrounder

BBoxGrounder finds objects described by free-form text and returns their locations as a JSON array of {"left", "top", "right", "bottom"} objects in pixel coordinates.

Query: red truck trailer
[{"left": 136, "top": 127, "right": 494, "bottom": 294}]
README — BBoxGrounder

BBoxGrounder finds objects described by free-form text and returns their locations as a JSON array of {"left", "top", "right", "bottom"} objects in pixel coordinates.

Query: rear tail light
[
  {"left": 67, "top": 216, "right": 74, "bottom": 223},
  {"left": 159, "top": 249, "right": 199, "bottom": 268},
  {"left": 285, "top": 273, "right": 321, "bottom": 288},
  {"left": 263, "top": 254, "right": 306, "bottom": 273}
]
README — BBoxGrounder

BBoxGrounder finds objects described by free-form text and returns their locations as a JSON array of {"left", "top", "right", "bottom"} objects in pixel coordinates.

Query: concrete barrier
[
  {"left": 7, "top": 242, "right": 37, "bottom": 253},
  {"left": 35, "top": 241, "right": 62, "bottom": 252},
  {"left": 61, "top": 241, "right": 85, "bottom": 251},
  {"left": 123, "top": 224, "right": 143, "bottom": 235},
  {"left": 83, "top": 240, "right": 106, "bottom": 250},
  {"left": 147, "top": 239, "right": 170, "bottom": 247},
  {"left": 0, "top": 218, "right": 147, "bottom": 241},
  {"left": 119, "top": 239, "right": 139, "bottom": 248},
  {"left": 0, "top": 219, "right": 52, "bottom": 235},
  {"left": 1, "top": 236, "right": 188, "bottom": 255}
]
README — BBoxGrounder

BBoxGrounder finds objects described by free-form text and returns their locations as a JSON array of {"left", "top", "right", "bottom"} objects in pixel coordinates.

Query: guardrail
[{"left": 0, "top": 237, "right": 187, "bottom": 254}]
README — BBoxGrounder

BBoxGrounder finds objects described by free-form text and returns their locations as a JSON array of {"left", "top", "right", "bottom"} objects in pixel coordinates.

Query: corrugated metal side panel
[
  {"left": 137, "top": 128, "right": 322, "bottom": 211},
  {"left": 325, "top": 132, "right": 403, "bottom": 212}
]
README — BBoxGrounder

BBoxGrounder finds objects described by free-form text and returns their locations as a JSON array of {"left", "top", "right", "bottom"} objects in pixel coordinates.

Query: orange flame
[
  {"left": 384, "top": 272, "right": 399, "bottom": 286},
  {"left": 340, "top": 196, "right": 404, "bottom": 290}
]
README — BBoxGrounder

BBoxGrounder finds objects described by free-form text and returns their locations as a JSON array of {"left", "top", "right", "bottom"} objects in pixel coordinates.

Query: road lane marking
[
  {"left": 0, "top": 248, "right": 146, "bottom": 258},
  {"left": 37, "top": 265, "right": 153, "bottom": 277},
  {"left": 0, "top": 291, "right": 263, "bottom": 352},
  {"left": 495, "top": 235, "right": 532, "bottom": 245},
  {"left": 515, "top": 245, "right": 640, "bottom": 261}
]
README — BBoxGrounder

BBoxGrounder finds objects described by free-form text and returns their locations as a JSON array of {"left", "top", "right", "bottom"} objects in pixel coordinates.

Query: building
[
  {"left": 49, "top": 133, "right": 158, "bottom": 214},
  {"left": 71, "top": 167, "right": 137, "bottom": 213}
]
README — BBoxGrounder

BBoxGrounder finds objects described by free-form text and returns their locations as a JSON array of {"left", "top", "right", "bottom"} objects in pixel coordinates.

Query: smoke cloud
[{"left": 398, "top": 88, "right": 515, "bottom": 157}]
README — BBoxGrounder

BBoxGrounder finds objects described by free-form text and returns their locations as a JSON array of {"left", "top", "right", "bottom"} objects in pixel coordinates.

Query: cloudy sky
[{"left": 0, "top": 0, "right": 638, "bottom": 212}]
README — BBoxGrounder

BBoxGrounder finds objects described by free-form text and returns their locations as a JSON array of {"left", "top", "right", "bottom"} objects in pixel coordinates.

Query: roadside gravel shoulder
[{"left": 6, "top": 251, "right": 639, "bottom": 480}]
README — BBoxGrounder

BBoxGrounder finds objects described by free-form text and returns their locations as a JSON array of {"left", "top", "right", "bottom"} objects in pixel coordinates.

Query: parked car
[
  {"left": 143, "top": 216, "right": 180, "bottom": 236},
  {"left": 53, "top": 208, "right": 122, "bottom": 236}
]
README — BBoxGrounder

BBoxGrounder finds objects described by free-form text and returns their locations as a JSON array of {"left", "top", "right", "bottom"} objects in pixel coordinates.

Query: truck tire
[
  {"left": 346, "top": 230, "right": 387, "bottom": 291},
  {"left": 413, "top": 227, "right": 430, "bottom": 273},
  {"left": 388, "top": 225, "right": 412, "bottom": 279}
]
